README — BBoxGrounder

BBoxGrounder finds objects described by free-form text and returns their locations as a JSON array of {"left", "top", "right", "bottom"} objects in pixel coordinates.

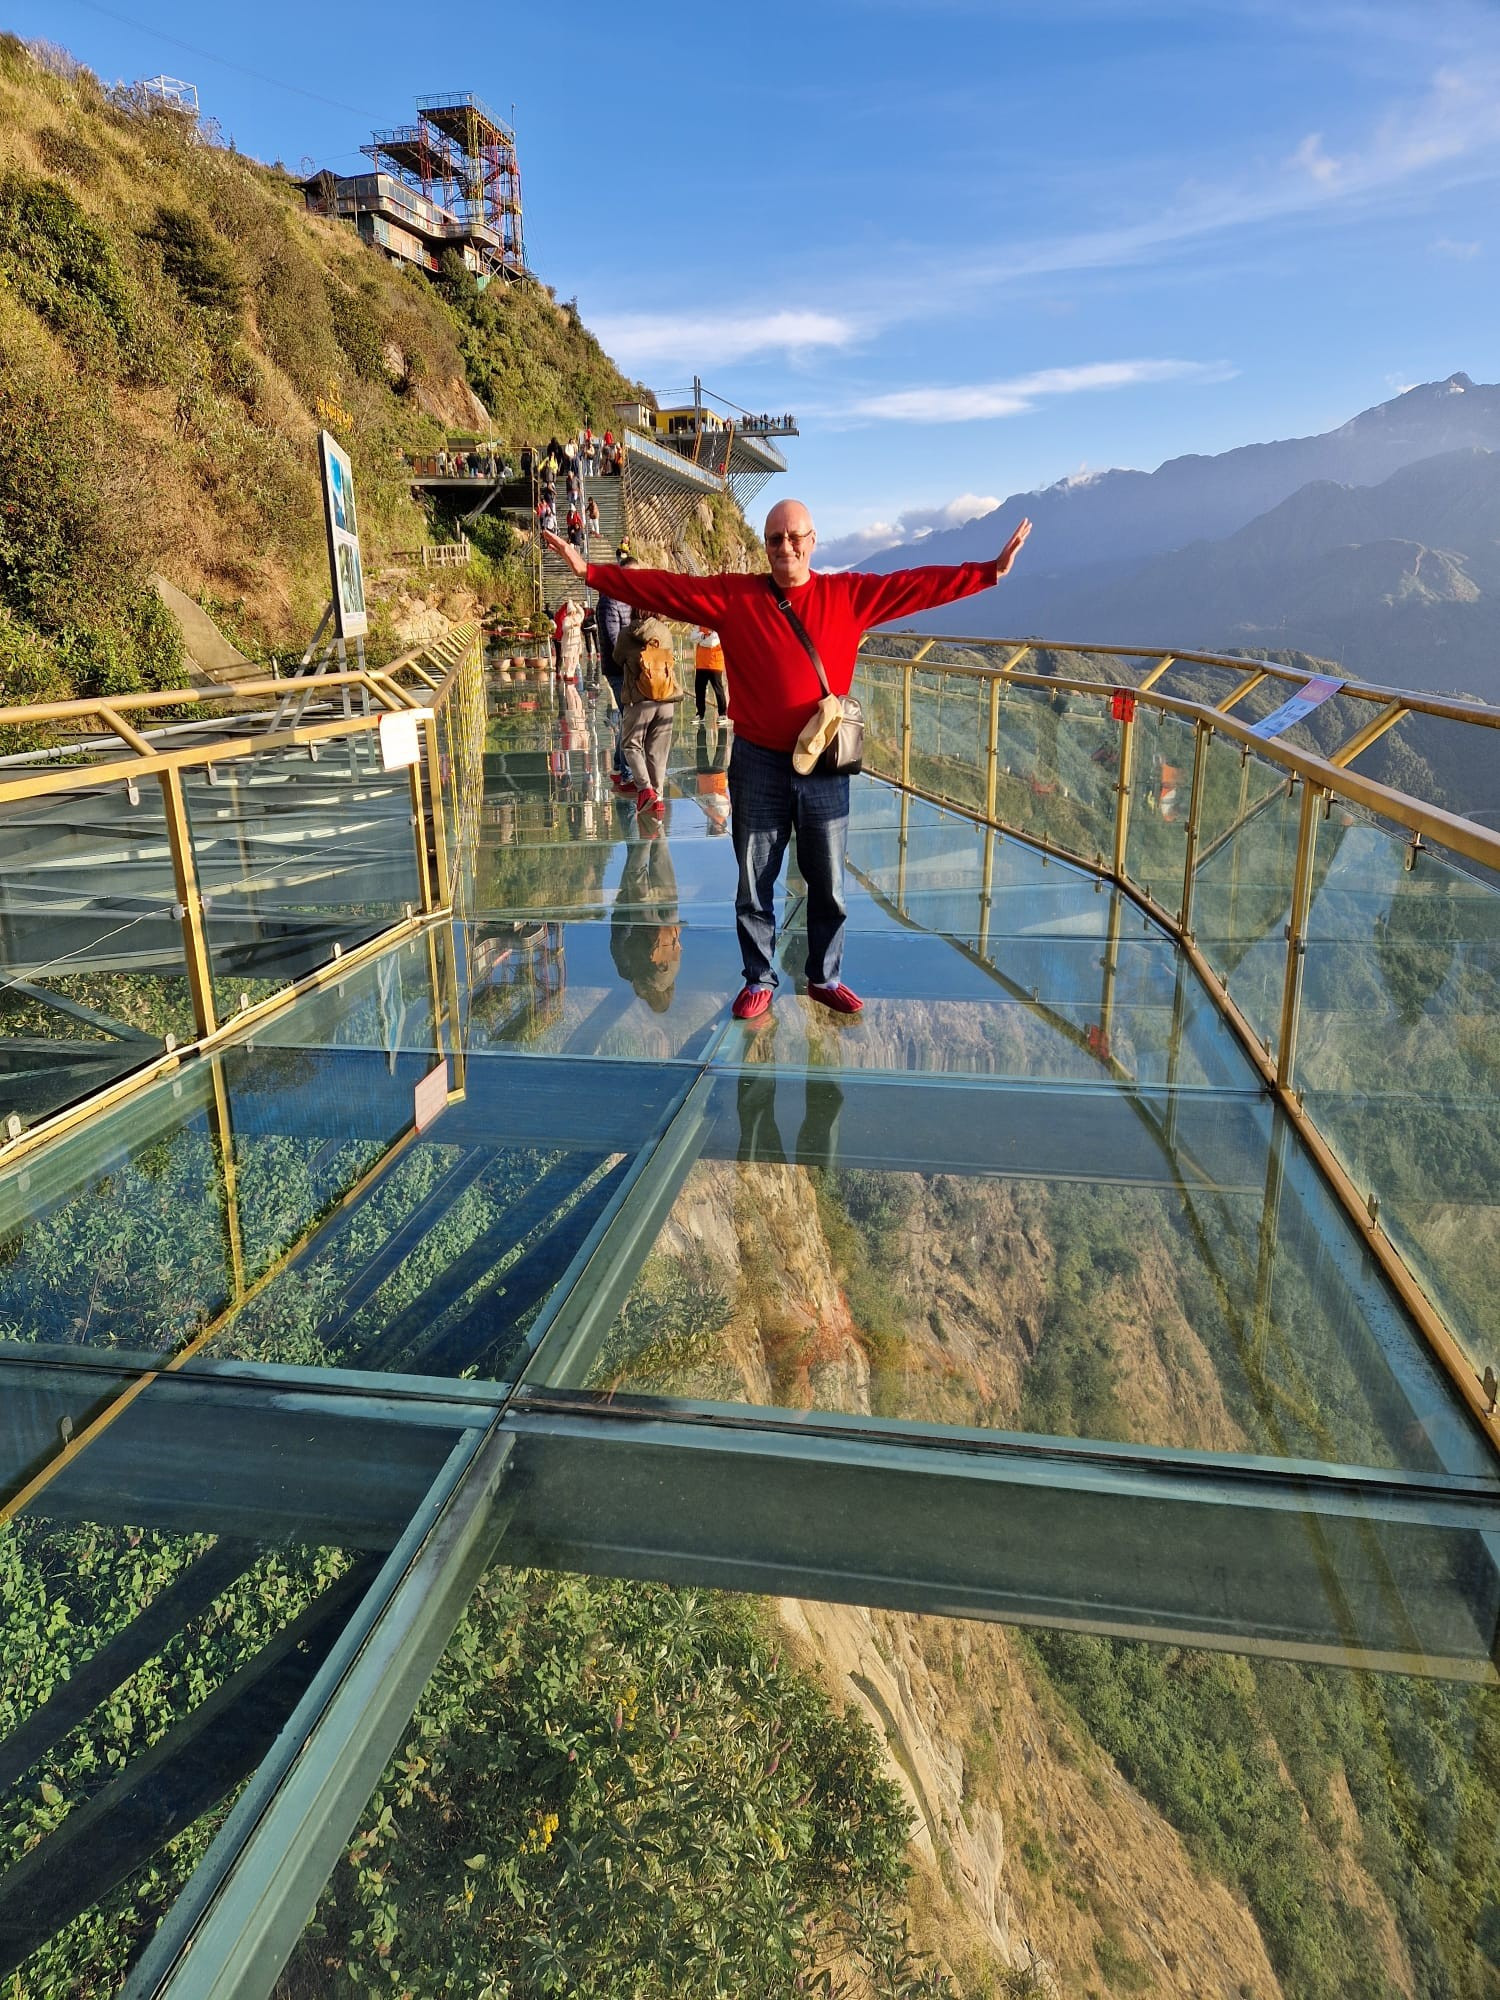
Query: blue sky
[{"left": 19, "top": 0, "right": 1500, "bottom": 560}]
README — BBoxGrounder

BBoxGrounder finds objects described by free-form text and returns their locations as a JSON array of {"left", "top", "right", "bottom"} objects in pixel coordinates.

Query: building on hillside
[
  {"left": 632, "top": 379, "right": 798, "bottom": 510},
  {"left": 300, "top": 90, "right": 526, "bottom": 284}
]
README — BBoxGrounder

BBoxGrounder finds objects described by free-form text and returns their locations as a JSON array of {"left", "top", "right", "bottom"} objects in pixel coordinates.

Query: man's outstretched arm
[
  {"left": 848, "top": 517, "right": 1033, "bottom": 624},
  {"left": 542, "top": 530, "right": 727, "bottom": 624}
]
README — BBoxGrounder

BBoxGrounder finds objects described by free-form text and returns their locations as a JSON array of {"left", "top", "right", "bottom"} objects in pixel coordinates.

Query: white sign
[
  {"left": 379, "top": 709, "right": 422, "bottom": 771},
  {"left": 318, "top": 430, "right": 368, "bottom": 641}
]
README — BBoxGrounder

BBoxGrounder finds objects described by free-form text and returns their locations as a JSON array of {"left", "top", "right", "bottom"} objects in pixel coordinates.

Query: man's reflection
[
  {"left": 609, "top": 829, "right": 681, "bottom": 1013},
  {"left": 734, "top": 1072, "right": 844, "bottom": 1171}
]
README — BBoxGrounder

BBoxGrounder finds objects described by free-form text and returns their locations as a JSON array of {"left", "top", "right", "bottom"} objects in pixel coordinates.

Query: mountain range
[{"left": 859, "top": 375, "right": 1500, "bottom": 703}]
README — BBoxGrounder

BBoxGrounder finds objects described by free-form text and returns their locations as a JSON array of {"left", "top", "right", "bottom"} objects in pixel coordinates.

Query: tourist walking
[
  {"left": 545, "top": 501, "right": 1031, "bottom": 1018},
  {"left": 596, "top": 549, "right": 636, "bottom": 791},
  {"left": 693, "top": 625, "right": 728, "bottom": 722},
  {"left": 585, "top": 495, "right": 601, "bottom": 540},
  {"left": 556, "top": 599, "right": 585, "bottom": 681},
  {"left": 613, "top": 610, "right": 682, "bottom": 819}
]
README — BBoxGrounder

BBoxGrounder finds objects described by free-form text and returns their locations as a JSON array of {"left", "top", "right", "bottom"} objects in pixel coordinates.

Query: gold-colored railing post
[
  {"left": 900, "top": 665, "right": 913, "bottom": 788},
  {"left": 1276, "top": 778, "right": 1323, "bottom": 1087},
  {"left": 159, "top": 767, "right": 217, "bottom": 1040},
  {"left": 422, "top": 711, "right": 452, "bottom": 907},
  {"left": 408, "top": 763, "right": 435, "bottom": 913},
  {"left": 206, "top": 1054, "right": 245, "bottom": 1302},
  {"left": 896, "top": 789, "right": 910, "bottom": 909},
  {"left": 978, "top": 824, "right": 995, "bottom": 960},
  {"left": 1111, "top": 701, "right": 1136, "bottom": 882},
  {"left": 1099, "top": 886, "right": 1123, "bottom": 1051},
  {"left": 1177, "top": 719, "right": 1212, "bottom": 935},
  {"left": 984, "top": 672, "right": 1002, "bottom": 823}
]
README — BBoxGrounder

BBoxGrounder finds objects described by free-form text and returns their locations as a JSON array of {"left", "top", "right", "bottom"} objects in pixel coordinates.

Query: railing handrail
[
  {"left": 0, "top": 626, "right": 479, "bottom": 807},
  {"left": 859, "top": 644, "right": 1500, "bottom": 878},
  {"left": 861, "top": 632, "right": 1500, "bottom": 736}
]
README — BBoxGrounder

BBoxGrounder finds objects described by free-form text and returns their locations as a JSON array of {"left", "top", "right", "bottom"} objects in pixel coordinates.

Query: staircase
[{"left": 539, "top": 474, "right": 625, "bottom": 612}]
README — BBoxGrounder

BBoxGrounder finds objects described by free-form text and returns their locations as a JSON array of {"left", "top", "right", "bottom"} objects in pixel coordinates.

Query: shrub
[
  {"left": 35, "top": 126, "right": 103, "bottom": 184},
  {"left": 142, "top": 203, "right": 243, "bottom": 317},
  {"left": 0, "top": 167, "right": 135, "bottom": 359}
]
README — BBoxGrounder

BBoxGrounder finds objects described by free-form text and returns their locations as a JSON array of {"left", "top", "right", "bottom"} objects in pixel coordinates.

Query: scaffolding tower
[{"left": 363, "top": 91, "right": 525, "bottom": 275}]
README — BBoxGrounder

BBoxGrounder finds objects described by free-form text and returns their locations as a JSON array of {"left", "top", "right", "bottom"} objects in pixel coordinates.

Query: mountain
[
  {"left": 860, "top": 374, "right": 1500, "bottom": 580},
  {"left": 898, "top": 445, "right": 1500, "bottom": 707}
]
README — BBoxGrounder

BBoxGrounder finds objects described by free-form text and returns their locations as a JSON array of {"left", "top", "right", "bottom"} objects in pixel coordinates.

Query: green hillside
[{"left": 0, "top": 36, "right": 653, "bottom": 711}]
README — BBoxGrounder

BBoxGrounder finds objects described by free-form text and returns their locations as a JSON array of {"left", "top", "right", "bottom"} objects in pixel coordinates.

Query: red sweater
[{"left": 584, "top": 560, "right": 1001, "bottom": 751}]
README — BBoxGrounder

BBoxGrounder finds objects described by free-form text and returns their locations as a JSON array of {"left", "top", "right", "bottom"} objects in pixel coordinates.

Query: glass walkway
[{"left": 1, "top": 634, "right": 1496, "bottom": 1996}]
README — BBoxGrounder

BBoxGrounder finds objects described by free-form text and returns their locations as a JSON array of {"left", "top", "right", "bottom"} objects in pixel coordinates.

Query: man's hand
[
  {"left": 997, "top": 517, "right": 1032, "bottom": 577},
  {"left": 543, "top": 529, "right": 587, "bottom": 579}
]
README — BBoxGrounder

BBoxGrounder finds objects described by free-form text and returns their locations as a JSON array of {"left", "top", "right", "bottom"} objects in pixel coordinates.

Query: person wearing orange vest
[{"left": 693, "top": 625, "right": 728, "bottom": 723}]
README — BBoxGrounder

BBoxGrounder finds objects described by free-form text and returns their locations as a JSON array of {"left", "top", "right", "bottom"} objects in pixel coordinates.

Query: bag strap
[{"left": 762, "top": 574, "right": 831, "bottom": 698}]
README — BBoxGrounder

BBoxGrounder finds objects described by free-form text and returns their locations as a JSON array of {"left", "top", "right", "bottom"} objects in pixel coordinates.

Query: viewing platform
[{"left": 0, "top": 629, "right": 1496, "bottom": 1994}]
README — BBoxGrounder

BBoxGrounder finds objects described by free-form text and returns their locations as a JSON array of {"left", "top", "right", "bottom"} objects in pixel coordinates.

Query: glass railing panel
[
  {"left": 1123, "top": 706, "right": 1196, "bottom": 919},
  {"left": 180, "top": 735, "right": 422, "bottom": 1021},
  {"left": 0, "top": 782, "right": 196, "bottom": 1132},
  {"left": 930, "top": 674, "right": 987, "bottom": 812},
  {"left": 1187, "top": 768, "right": 1304, "bottom": 1052},
  {"left": 1193, "top": 726, "right": 1288, "bottom": 866},
  {"left": 992, "top": 683, "right": 1117, "bottom": 868},
  {"left": 1293, "top": 810, "right": 1500, "bottom": 1385},
  {"left": 851, "top": 656, "right": 902, "bottom": 769},
  {"left": 524, "top": 1068, "right": 1487, "bottom": 1480}
]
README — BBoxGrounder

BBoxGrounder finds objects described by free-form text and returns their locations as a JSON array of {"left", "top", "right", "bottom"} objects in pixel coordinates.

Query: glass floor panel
[
  {"left": 275, "top": 1562, "right": 1500, "bottom": 2000},
  {"left": 0, "top": 1360, "right": 481, "bottom": 1995},
  {"left": 4, "top": 672, "right": 1499, "bottom": 1996},
  {"left": 512, "top": 1068, "right": 1491, "bottom": 1480}
]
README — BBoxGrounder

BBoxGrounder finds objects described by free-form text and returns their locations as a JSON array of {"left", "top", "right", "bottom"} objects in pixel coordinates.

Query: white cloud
[
  {"left": 850, "top": 357, "right": 1235, "bottom": 425},
  {"left": 589, "top": 308, "right": 858, "bottom": 371},
  {"left": 818, "top": 492, "right": 1001, "bottom": 568},
  {"left": 1432, "top": 235, "right": 1482, "bottom": 257},
  {"left": 1288, "top": 133, "right": 1343, "bottom": 185},
  {"left": 935, "top": 63, "right": 1500, "bottom": 297}
]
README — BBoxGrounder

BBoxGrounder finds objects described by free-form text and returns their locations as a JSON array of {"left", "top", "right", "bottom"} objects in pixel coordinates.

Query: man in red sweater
[{"left": 544, "top": 500, "right": 1031, "bottom": 1020}]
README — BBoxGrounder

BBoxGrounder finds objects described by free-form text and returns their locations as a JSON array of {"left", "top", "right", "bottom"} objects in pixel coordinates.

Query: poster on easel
[{"left": 318, "top": 429, "right": 368, "bottom": 640}]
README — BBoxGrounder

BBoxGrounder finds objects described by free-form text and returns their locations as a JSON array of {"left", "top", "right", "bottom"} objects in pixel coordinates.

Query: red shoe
[
  {"left": 636, "top": 787, "right": 661, "bottom": 816},
  {"left": 732, "top": 985, "right": 773, "bottom": 1022},
  {"left": 807, "top": 981, "right": 863, "bottom": 1014},
  {"left": 611, "top": 774, "right": 637, "bottom": 796}
]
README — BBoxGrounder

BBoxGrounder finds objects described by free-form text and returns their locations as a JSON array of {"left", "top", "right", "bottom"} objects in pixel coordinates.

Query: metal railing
[
  {"left": 854, "top": 633, "right": 1500, "bottom": 1452},
  {"left": 0, "top": 624, "right": 484, "bottom": 1166}
]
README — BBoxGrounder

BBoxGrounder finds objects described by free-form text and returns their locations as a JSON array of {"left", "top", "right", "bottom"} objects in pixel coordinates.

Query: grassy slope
[{"left": 0, "top": 37, "right": 674, "bottom": 709}]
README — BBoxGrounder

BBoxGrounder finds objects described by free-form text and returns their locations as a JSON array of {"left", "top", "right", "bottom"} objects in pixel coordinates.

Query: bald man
[{"left": 546, "top": 502, "right": 1031, "bottom": 1020}]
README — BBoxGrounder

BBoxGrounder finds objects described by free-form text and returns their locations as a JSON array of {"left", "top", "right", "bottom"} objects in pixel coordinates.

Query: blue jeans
[
  {"left": 603, "top": 668, "right": 629, "bottom": 779},
  {"left": 728, "top": 737, "right": 849, "bottom": 989}
]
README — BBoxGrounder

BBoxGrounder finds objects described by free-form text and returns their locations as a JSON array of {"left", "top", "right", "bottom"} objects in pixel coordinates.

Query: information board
[{"left": 318, "top": 430, "right": 368, "bottom": 641}]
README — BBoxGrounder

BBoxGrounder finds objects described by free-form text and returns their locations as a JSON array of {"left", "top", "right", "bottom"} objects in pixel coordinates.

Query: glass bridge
[{"left": 0, "top": 630, "right": 1496, "bottom": 1997}]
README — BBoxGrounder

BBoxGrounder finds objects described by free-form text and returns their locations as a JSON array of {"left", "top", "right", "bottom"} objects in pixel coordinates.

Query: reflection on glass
[
  {"left": 1123, "top": 705, "right": 1196, "bottom": 918},
  {"left": 0, "top": 782, "right": 192, "bottom": 1130},
  {"left": 180, "top": 740, "right": 422, "bottom": 1019}
]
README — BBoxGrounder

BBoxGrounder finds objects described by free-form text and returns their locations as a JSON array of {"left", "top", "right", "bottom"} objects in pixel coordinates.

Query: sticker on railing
[
  {"left": 1247, "top": 675, "right": 1344, "bottom": 740},
  {"left": 414, "top": 1058, "right": 450, "bottom": 1133}
]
